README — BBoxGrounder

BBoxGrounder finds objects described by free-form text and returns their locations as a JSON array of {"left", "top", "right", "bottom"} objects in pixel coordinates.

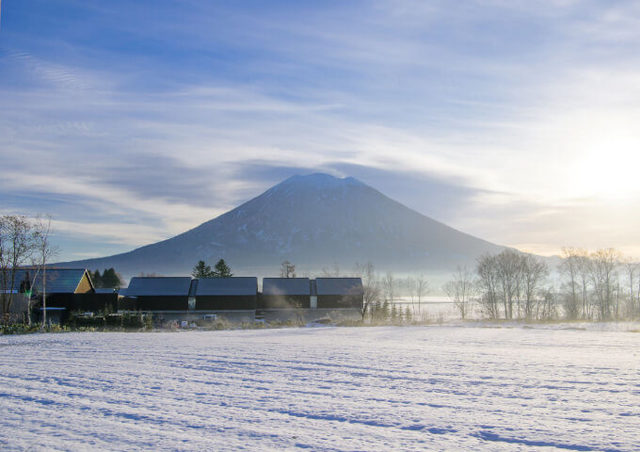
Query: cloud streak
[{"left": 1, "top": 0, "right": 640, "bottom": 260}]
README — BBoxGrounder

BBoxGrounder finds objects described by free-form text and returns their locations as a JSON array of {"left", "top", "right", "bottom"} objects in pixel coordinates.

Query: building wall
[
  {"left": 317, "top": 295, "right": 363, "bottom": 310},
  {"left": 195, "top": 296, "right": 257, "bottom": 310},
  {"left": 42, "top": 293, "right": 75, "bottom": 309},
  {"left": 74, "top": 293, "right": 118, "bottom": 312},
  {"left": 75, "top": 274, "right": 93, "bottom": 294},
  {"left": 129, "top": 296, "right": 189, "bottom": 311},
  {"left": 260, "top": 295, "right": 310, "bottom": 309},
  {"left": 152, "top": 310, "right": 255, "bottom": 323}
]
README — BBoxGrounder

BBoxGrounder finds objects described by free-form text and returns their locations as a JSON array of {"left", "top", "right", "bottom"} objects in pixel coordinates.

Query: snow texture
[{"left": 1, "top": 326, "right": 638, "bottom": 451}]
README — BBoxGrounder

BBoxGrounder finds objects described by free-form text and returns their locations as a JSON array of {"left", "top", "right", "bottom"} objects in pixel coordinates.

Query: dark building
[
  {"left": 122, "top": 277, "right": 193, "bottom": 311},
  {"left": 315, "top": 277, "right": 364, "bottom": 309},
  {"left": 16, "top": 268, "right": 94, "bottom": 308},
  {"left": 79, "top": 288, "right": 119, "bottom": 313},
  {"left": 21, "top": 268, "right": 93, "bottom": 298},
  {"left": 2, "top": 268, "right": 97, "bottom": 321},
  {"left": 194, "top": 277, "right": 258, "bottom": 310},
  {"left": 261, "top": 278, "right": 311, "bottom": 309}
]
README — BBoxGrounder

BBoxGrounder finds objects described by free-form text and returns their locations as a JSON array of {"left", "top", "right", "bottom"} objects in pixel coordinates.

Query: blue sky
[{"left": 1, "top": 0, "right": 640, "bottom": 261}]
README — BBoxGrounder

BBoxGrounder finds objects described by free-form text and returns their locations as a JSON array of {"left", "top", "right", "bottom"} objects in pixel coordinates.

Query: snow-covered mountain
[{"left": 61, "top": 173, "right": 505, "bottom": 278}]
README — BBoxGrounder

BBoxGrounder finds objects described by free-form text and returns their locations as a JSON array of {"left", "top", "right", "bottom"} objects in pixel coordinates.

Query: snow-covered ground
[{"left": 1, "top": 325, "right": 638, "bottom": 451}]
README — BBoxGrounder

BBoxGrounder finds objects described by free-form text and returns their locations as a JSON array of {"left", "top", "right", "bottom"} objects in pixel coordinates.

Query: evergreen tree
[
  {"left": 213, "top": 259, "right": 233, "bottom": 278},
  {"left": 382, "top": 300, "right": 390, "bottom": 322},
  {"left": 192, "top": 260, "right": 215, "bottom": 278},
  {"left": 405, "top": 306, "right": 413, "bottom": 324},
  {"left": 371, "top": 299, "right": 381, "bottom": 321},
  {"left": 92, "top": 270, "right": 103, "bottom": 288},
  {"left": 102, "top": 268, "right": 122, "bottom": 288}
]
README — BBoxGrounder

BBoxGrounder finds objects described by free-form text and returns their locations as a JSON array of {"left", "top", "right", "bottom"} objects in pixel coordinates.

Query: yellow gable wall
[{"left": 75, "top": 273, "right": 93, "bottom": 294}]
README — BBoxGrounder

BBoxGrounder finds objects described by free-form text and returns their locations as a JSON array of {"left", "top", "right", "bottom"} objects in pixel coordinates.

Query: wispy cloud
[{"left": 1, "top": 0, "right": 639, "bottom": 260}]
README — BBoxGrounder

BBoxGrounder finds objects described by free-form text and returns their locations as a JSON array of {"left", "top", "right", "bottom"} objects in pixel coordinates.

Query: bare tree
[
  {"left": 414, "top": 274, "right": 429, "bottom": 318},
  {"left": 495, "top": 249, "right": 523, "bottom": 320},
  {"left": 476, "top": 253, "right": 500, "bottom": 319},
  {"left": 623, "top": 260, "right": 640, "bottom": 319},
  {"left": 354, "top": 262, "right": 381, "bottom": 321},
  {"left": 382, "top": 272, "right": 395, "bottom": 304},
  {"left": 559, "top": 247, "right": 582, "bottom": 320},
  {"left": 538, "top": 287, "right": 557, "bottom": 321},
  {"left": 280, "top": 260, "right": 296, "bottom": 278},
  {"left": 32, "top": 217, "right": 58, "bottom": 327},
  {"left": 0, "top": 215, "right": 35, "bottom": 322},
  {"left": 589, "top": 248, "right": 621, "bottom": 321},
  {"left": 444, "top": 266, "right": 475, "bottom": 320},
  {"left": 521, "top": 254, "right": 548, "bottom": 320},
  {"left": 321, "top": 262, "right": 341, "bottom": 277},
  {"left": 576, "top": 250, "right": 593, "bottom": 319}
]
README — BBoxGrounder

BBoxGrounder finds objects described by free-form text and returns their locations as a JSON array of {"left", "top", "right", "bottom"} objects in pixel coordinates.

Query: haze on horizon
[{"left": 1, "top": 1, "right": 639, "bottom": 262}]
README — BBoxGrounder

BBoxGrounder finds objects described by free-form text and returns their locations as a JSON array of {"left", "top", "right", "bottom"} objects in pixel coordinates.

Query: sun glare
[{"left": 570, "top": 121, "right": 640, "bottom": 199}]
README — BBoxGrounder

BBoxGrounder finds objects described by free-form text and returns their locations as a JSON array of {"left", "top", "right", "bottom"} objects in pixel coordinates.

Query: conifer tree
[
  {"left": 92, "top": 270, "right": 103, "bottom": 288},
  {"left": 102, "top": 268, "right": 122, "bottom": 288},
  {"left": 213, "top": 259, "right": 233, "bottom": 278},
  {"left": 192, "top": 260, "right": 215, "bottom": 278},
  {"left": 405, "top": 306, "right": 413, "bottom": 324},
  {"left": 382, "top": 300, "right": 390, "bottom": 322}
]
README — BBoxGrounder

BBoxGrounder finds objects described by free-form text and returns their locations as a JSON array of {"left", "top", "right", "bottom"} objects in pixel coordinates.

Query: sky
[{"left": 1, "top": 0, "right": 640, "bottom": 262}]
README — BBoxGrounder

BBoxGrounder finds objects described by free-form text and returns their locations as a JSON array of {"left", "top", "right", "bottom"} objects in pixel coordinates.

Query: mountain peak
[
  {"left": 278, "top": 173, "right": 365, "bottom": 190},
  {"left": 61, "top": 172, "right": 504, "bottom": 278}
]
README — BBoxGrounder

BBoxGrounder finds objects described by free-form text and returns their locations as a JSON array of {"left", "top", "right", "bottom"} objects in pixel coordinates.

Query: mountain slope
[{"left": 61, "top": 173, "right": 505, "bottom": 278}]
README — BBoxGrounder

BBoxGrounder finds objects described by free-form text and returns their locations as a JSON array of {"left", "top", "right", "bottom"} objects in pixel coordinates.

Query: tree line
[
  {"left": 191, "top": 259, "right": 233, "bottom": 278},
  {"left": 444, "top": 247, "right": 640, "bottom": 322}
]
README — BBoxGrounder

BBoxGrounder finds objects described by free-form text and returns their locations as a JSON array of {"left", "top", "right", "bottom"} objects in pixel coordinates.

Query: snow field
[{"left": 0, "top": 326, "right": 638, "bottom": 451}]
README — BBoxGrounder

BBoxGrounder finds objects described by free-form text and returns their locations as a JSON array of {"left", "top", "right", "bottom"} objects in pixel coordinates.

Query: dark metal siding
[
  {"left": 262, "top": 278, "right": 310, "bottom": 296},
  {"left": 195, "top": 295, "right": 257, "bottom": 310},
  {"left": 128, "top": 296, "right": 189, "bottom": 311},
  {"left": 260, "top": 294, "right": 310, "bottom": 309},
  {"left": 317, "top": 294, "right": 363, "bottom": 309}
]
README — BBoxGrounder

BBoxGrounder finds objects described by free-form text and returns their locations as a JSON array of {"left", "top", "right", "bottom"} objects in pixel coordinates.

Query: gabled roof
[
  {"left": 125, "top": 277, "right": 192, "bottom": 297},
  {"left": 316, "top": 278, "right": 364, "bottom": 296},
  {"left": 262, "top": 278, "right": 310, "bottom": 296},
  {"left": 196, "top": 277, "right": 257, "bottom": 296},
  {"left": 1, "top": 268, "right": 92, "bottom": 294}
]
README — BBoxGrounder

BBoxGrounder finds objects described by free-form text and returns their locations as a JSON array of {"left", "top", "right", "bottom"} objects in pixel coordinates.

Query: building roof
[
  {"left": 195, "top": 277, "right": 258, "bottom": 296},
  {"left": 262, "top": 278, "right": 310, "bottom": 296},
  {"left": 1, "top": 268, "right": 91, "bottom": 294},
  {"left": 316, "top": 278, "right": 364, "bottom": 296},
  {"left": 125, "top": 277, "right": 193, "bottom": 297}
]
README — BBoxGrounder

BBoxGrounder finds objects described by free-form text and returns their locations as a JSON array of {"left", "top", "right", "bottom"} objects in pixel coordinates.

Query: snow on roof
[
  {"left": 126, "top": 277, "right": 192, "bottom": 297},
  {"left": 316, "top": 278, "right": 364, "bottom": 296},
  {"left": 195, "top": 277, "right": 257, "bottom": 296},
  {"left": 262, "top": 278, "right": 310, "bottom": 296}
]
